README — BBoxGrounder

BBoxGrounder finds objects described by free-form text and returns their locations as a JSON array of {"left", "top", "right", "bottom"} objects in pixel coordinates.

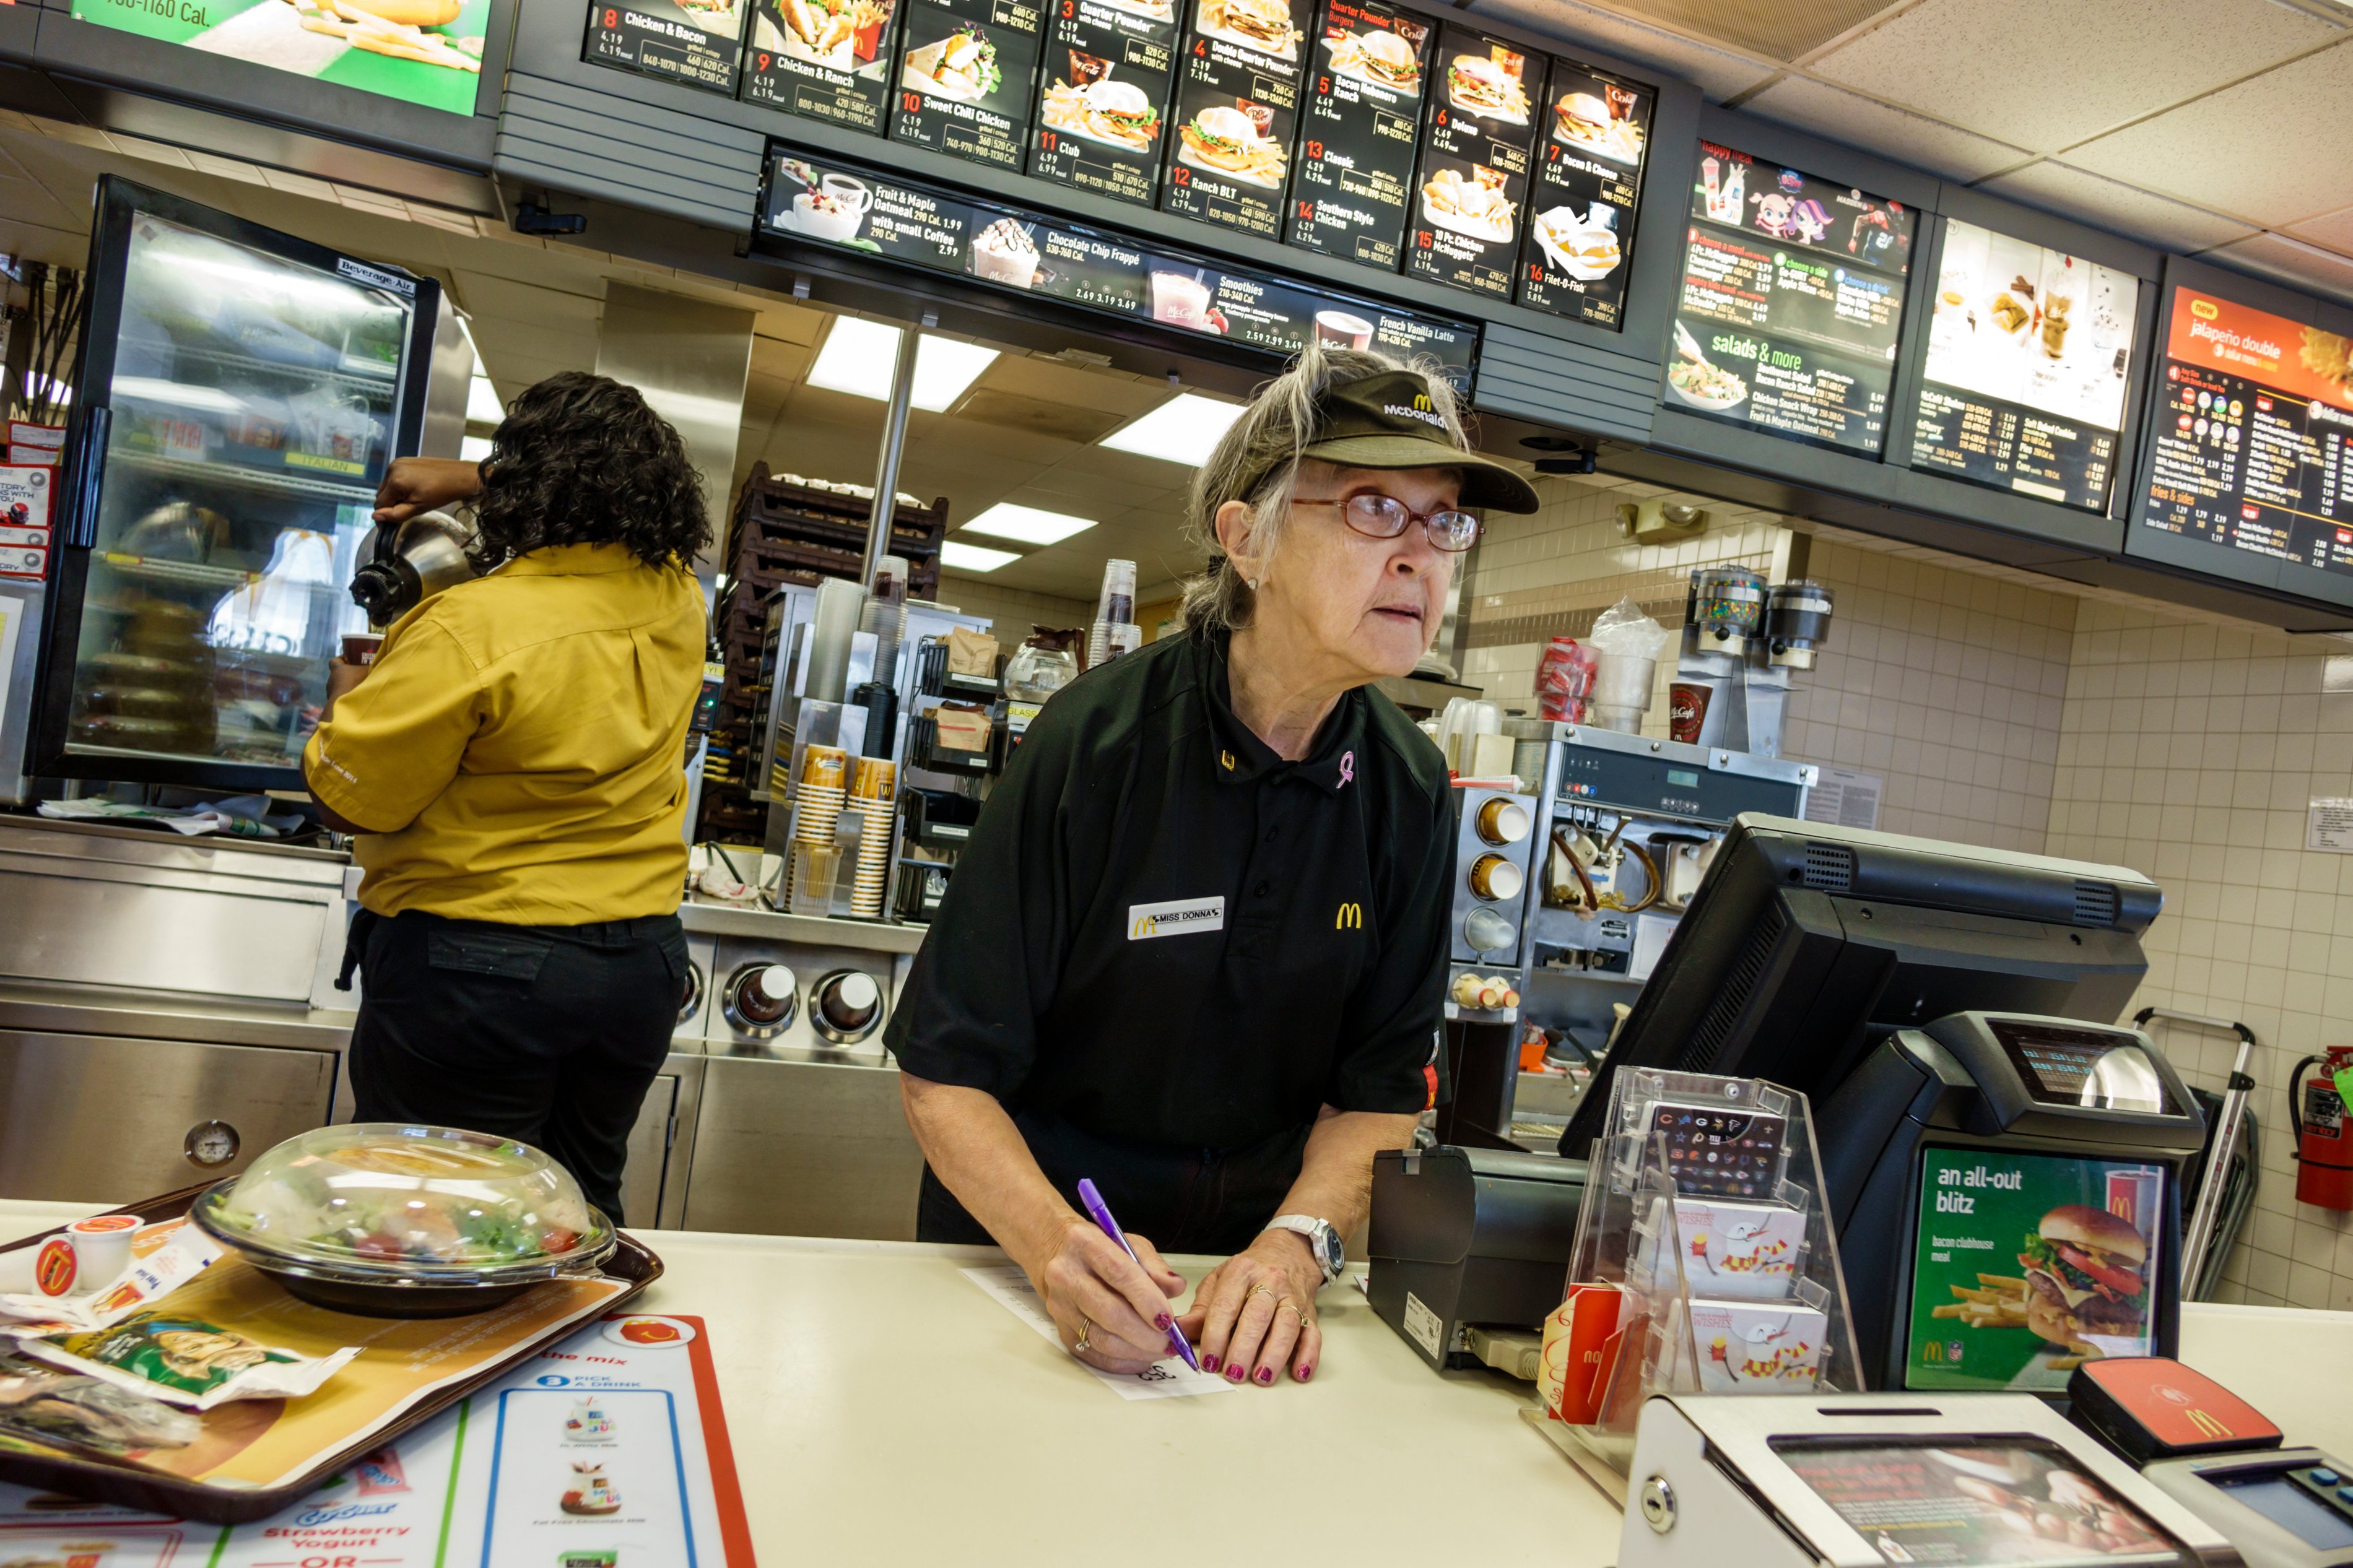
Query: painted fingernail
[
  {"left": 1155, "top": 1313, "right": 1173, "bottom": 1330},
  {"left": 1202, "top": 1354, "right": 1220, "bottom": 1374},
  {"left": 1255, "top": 1367, "right": 1274, "bottom": 1385},
  {"left": 1225, "top": 1363, "right": 1246, "bottom": 1382},
  {"left": 1297, "top": 1364, "right": 1312, "bottom": 1382}
]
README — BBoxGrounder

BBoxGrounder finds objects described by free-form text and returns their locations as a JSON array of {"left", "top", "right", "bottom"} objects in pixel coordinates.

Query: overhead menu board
[
  {"left": 2136, "top": 286, "right": 2353, "bottom": 587},
  {"left": 1159, "top": 0, "right": 1312, "bottom": 238},
  {"left": 586, "top": 0, "right": 753, "bottom": 93},
  {"left": 1664, "top": 141, "right": 1915, "bottom": 456},
  {"left": 1403, "top": 24, "right": 1541, "bottom": 300},
  {"left": 760, "top": 148, "right": 1478, "bottom": 382},
  {"left": 742, "top": 0, "right": 906, "bottom": 131},
  {"left": 1029, "top": 0, "right": 1181, "bottom": 206},
  {"left": 890, "top": 0, "right": 1045, "bottom": 168},
  {"left": 1516, "top": 61, "right": 1651, "bottom": 329},
  {"left": 70, "top": 0, "right": 489, "bottom": 114},
  {"left": 1913, "top": 220, "right": 2141, "bottom": 513},
  {"left": 1286, "top": 0, "right": 1431, "bottom": 271}
]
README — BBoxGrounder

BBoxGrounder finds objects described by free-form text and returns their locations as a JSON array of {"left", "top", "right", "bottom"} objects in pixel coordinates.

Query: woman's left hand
[{"left": 1177, "top": 1230, "right": 1323, "bottom": 1387}]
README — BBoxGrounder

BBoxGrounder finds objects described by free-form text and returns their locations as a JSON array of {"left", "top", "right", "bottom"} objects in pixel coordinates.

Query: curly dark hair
[{"left": 471, "top": 371, "right": 711, "bottom": 571}]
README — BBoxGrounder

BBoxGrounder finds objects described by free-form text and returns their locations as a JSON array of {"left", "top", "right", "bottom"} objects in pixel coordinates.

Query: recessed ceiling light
[
  {"left": 460, "top": 433, "right": 494, "bottom": 463},
  {"left": 962, "top": 502, "right": 1097, "bottom": 545},
  {"left": 1100, "top": 392, "right": 1245, "bottom": 466},
  {"left": 467, "top": 376, "right": 503, "bottom": 425},
  {"left": 807, "top": 318, "right": 999, "bottom": 410},
  {"left": 941, "top": 539, "right": 1021, "bottom": 573}
]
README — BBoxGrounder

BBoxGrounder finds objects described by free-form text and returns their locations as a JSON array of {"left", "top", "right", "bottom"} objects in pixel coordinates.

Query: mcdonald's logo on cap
[
  {"left": 1412, "top": 392, "right": 1433, "bottom": 412},
  {"left": 1336, "top": 903, "right": 1363, "bottom": 929}
]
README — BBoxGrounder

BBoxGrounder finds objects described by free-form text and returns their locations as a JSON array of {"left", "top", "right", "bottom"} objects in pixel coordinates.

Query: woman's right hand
[
  {"left": 375, "top": 456, "right": 485, "bottom": 526},
  {"left": 1020, "top": 1216, "right": 1186, "bottom": 1375}
]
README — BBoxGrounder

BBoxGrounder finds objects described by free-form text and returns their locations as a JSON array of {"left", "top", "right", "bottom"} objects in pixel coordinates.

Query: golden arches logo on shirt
[
  {"left": 1334, "top": 903, "right": 1364, "bottom": 929},
  {"left": 1128, "top": 896, "right": 1225, "bottom": 941}
]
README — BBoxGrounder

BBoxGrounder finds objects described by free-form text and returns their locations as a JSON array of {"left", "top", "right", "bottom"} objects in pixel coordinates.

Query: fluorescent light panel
[
  {"left": 460, "top": 434, "right": 494, "bottom": 463},
  {"left": 467, "top": 376, "right": 503, "bottom": 425},
  {"left": 940, "top": 539, "right": 1021, "bottom": 573},
  {"left": 1099, "top": 392, "right": 1245, "bottom": 467},
  {"left": 806, "top": 318, "right": 998, "bottom": 411},
  {"left": 962, "top": 501, "right": 1096, "bottom": 545}
]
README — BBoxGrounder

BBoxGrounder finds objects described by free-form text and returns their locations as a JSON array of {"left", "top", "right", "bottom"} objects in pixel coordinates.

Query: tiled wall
[
  {"left": 928, "top": 574, "right": 1094, "bottom": 645},
  {"left": 2046, "top": 601, "right": 2353, "bottom": 1310}
]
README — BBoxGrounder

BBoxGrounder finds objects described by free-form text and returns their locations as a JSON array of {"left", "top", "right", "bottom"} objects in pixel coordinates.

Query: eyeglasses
[{"left": 1295, "top": 490, "right": 1483, "bottom": 553}]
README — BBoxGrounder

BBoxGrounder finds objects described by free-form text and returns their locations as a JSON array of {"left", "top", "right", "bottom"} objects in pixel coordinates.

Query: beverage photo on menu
[
  {"left": 891, "top": 0, "right": 1045, "bottom": 168},
  {"left": 1403, "top": 24, "right": 1540, "bottom": 298},
  {"left": 1666, "top": 142, "right": 1915, "bottom": 455},
  {"left": 1032, "top": 0, "right": 1181, "bottom": 206},
  {"left": 1287, "top": 0, "right": 1429, "bottom": 269},
  {"left": 1913, "top": 221, "right": 2140, "bottom": 513},
  {"left": 586, "top": 0, "right": 754, "bottom": 93},
  {"left": 1160, "top": 0, "right": 1312, "bottom": 237},
  {"left": 743, "top": 0, "right": 905, "bottom": 131},
  {"left": 2141, "top": 287, "right": 2353, "bottom": 583},
  {"left": 1518, "top": 63, "right": 1651, "bottom": 327}
]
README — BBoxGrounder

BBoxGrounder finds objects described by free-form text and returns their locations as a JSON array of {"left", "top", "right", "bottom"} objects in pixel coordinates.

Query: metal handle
[
  {"left": 2136, "top": 1008, "right": 2258, "bottom": 1301},
  {"left": 63, "top": 405, "right": 110, "bottom": 548},
  {"left": 2287, "top": 1054, "right": 2320, "bottom": 1146}
]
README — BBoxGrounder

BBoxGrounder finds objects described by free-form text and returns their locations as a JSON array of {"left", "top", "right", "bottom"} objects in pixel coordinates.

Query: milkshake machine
[{"left": 1671, "top": 568, "right": 1833, "bottom": 759}]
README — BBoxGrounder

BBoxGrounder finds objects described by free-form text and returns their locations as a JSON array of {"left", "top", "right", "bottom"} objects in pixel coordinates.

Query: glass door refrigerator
[{"left": 30, "top": 175, "right": 442, "bottom": 790}]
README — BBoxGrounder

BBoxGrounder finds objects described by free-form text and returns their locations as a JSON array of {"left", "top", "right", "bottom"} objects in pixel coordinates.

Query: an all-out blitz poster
[
  {"left": 890, "top": 0, "right": 1045, "bottom": 169},
  {"left": 742, "top": 0, "right": 904, "bottom": 132},
  {"left": 585, "top": 0, "right": 754, "bottom": 93},
  {"left": 1403, "top": 22, "right": 1540, "bottom": 298},
  {"left": 1030, "top": 0, "right": 1181, "bottom": 206},
  {"left": 1158, "top": 0, "right": 1311, "bottom": 238},
  {"left": 1285, "top": 0, "right": 1429, "bottom": 269}
]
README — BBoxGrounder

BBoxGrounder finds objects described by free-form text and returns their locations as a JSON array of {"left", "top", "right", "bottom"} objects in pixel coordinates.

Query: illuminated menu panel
[
  {"left": 588, "top": 0, "right": 753, "bottom": 92},
  {"left": 890, "top": 0, "right": 1046, "bottom": 170},
  {"left": 1664, "top": 141, "right": 1915, "bottom": 456},
  {"left": 1912, "top": 220, "right": 2140, "bottom": 513},
  {"left": 1285, "top": 0, "right": 1432, "bottom": 271},
  {"left": 1515, "top": 59, "right": 1652, "bottom": 329},
  {"left": 2138, "top": 287, "right": 2353, "bottom": 583},
  {"left": 742, "top": 0, "right": 907, "bottom": 132},
  {"left": 1159, "top": 0, "right": 1315, "bottom": 238},
  {"left": 1402, "top": 23, "right": 1542, "bottom": 300},
  {"left": 1029, "top": 0, "right": 1181, "bottom": 206}
]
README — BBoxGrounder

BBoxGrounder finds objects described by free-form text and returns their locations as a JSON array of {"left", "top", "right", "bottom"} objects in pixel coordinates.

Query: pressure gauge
[{"left": 184, "top": 1120, "right": 240, "bottom": 1168}]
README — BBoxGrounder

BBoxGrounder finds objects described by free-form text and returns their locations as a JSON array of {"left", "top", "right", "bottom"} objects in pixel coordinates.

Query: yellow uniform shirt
[{"left": 303, "top": 543, "right": 706, "bottom": 924}]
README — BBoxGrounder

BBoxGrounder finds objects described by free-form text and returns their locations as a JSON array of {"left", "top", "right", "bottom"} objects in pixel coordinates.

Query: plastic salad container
[{"left": 190, "top": 1124, "right": 617, "bottom": 1317}]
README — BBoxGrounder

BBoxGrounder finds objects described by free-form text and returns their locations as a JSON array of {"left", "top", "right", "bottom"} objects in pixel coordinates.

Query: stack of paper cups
[
  {"left": 793, "top": 746, "right": 850, "bottom": 905},
  {"left": 849, "top": 756, "right": 897, "bottom": 918}
]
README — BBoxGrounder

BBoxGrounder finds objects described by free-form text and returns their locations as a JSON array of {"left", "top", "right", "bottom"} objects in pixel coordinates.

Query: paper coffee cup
[{"left": 1668, "top": 682, "right": 1711, "bottom": 744}]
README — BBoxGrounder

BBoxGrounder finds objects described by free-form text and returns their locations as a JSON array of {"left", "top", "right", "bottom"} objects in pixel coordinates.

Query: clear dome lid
[{"left": 193, "top": 1124, "right": 613, "bottom": 1283}]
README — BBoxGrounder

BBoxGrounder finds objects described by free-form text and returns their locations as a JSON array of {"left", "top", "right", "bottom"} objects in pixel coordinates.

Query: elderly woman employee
[{"left": 887, "top": 345, "right": 1538, "bottom": 1387}]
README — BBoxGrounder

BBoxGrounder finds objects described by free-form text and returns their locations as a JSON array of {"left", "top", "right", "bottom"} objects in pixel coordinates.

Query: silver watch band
[{"left": 1267, "top": 1213, "right": 1342, "bottom": 1284}]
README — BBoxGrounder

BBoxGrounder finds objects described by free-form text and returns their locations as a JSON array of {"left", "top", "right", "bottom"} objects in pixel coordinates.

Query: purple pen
[{"left": 1075, "top": 1177, "right": 1201, "bottom": 1371}]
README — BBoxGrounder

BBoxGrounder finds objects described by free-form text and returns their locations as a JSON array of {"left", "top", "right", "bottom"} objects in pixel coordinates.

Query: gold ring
[
  {"left": 1074, "top": 1315, "right": 1092, "bottom": 1353},
  {"left": 1277, "top": 1299, "right": 1305, "bottom": 1325},
  {"left": 1249, "top": 1283, "right": 1277, "bottom": 1302}
]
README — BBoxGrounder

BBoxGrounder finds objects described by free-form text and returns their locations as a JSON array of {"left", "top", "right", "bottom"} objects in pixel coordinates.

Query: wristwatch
[{"left": 1264, "top": 1214, "right": 1346, "bottom": 1287}]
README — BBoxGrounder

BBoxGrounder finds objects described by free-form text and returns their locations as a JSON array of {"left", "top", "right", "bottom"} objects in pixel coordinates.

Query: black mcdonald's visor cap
[{"left": 1298, "top": 370, "right": 1541, "bottom": 514}]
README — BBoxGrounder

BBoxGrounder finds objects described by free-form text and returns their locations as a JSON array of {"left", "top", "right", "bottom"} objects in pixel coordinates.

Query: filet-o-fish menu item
[
  {"left": 1030, "top": 0, "right": 1181, "bottom": 205},
  {"left": 1159, "top": 0, "right": 1312, "bottom": 237},
  {"left": 891, "top": 0, "right": 1046, "bottom": 168},
  {"left": 742, "top": 0, "right": 905, "bottom": 132},
  {"left": 1517, "top": 59, "right": 1652, "bottom": 328},
  {"left": 1404, "top": 22, "right": 1539, "bottom": 298},
  {"left": 1287, "top": 0, "right": 1429, "bottom": 270},
  {"left": 585, "top": 0, "right": 754, "bottom": 93}
]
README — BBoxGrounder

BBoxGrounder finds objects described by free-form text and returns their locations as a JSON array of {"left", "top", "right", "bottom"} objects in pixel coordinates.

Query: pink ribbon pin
[{"left": 1339, "top": 750, "right": 1355, "bottom": 788}]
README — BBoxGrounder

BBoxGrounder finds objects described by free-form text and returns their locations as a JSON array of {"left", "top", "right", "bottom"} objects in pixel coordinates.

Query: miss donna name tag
[{"left": 1128, "top": 896, "right": 1225, "bottom": 940}]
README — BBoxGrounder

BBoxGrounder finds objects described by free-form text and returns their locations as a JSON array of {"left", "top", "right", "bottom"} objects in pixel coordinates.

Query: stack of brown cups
[
  {"left": 848, "top": 756, "right": 896, "bottom": 918},
  {"left": 793, "top": 746, "right": 850, "bottom": 905}
]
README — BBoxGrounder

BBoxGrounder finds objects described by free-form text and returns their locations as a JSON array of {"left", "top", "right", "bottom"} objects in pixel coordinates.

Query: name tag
[{"left": 1128, "top": 896, "right": 1225, "bottom": 941}]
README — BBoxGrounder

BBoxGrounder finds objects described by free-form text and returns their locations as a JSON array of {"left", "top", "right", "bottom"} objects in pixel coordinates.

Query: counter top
[
  {"left": 677, "top": 896, "right": 927, "bottom": 955},
  {"left": 0, "top": 981, "right": 359, "bottom": 1052},
  {"left": 4, "top": 1200, "right": 2349, "bottom": 1566}
]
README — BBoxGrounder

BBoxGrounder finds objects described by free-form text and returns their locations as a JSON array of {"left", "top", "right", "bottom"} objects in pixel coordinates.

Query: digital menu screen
[
  {"left": 1029, "top": 0, "right": 1180, "bottom": 206},
  {"left": 1287, "top": 0, "right": 1430, "bottom": 271},
  {"left": 1402, "top": 24, "right": 1541, "bottom": 300},
  {"left": 760, "top": 149, "right": 1479, "bottom": 383},
  {"left": 1907, "top": 1148, "right": 2162, "bottom": 1393},
  {"left": 1914, "top": 221, "right": 2140, "bottom": 512},
  {"left": 1517, "top": 61, "right": 1651, "bottom": 328},
  {"left": 1665, "top": 142, "right": 1915, "bottom": 456},
  {"left": 890, "top": 0, "right": 1045, "bottom": 168},
  {"left": 742, "top": 0, "right": 905, "bottom": 132},
  {"left": 587, "top": 0, "right": 753, "bottom": 93},
  {"left": 2138, "top": 286, "right": 2353, "bottom": 586},
  {"left": 1159, "top": 0, "right": 1312, "bottom": 238}
]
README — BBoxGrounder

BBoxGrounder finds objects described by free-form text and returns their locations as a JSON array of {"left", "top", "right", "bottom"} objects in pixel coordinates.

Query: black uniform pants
[
  {"left": 344, "top": 908, "right": 685, "bottom": 1228},
  {"left": 916, "top": 1107, "right": 1312, "bottom": 1255}
]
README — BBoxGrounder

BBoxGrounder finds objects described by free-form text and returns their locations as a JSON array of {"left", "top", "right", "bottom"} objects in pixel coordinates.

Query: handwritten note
[{"left": 960, "top": 1265, "right": 1232, "bottom": 1401}]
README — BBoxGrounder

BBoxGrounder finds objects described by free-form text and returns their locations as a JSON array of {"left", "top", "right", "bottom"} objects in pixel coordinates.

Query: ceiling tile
[
  {"left": 1464, "top": 0, "right": 1778, "bottom": 100},
  {"left": 2286, "top": 203, "right": 2353, "bottom": 254},
  {"left": 1501, "top": 0, "right": 1891, "bottom": 66},
  {"left": 1809, "top": 0, "right": 2339, "bottom": 152},
  {"left": 2063, "top": 40, "right": 2353, "bottom": 227},
  {"left": 1747, "top": 76, "right": 2028, "bottom": 181},
  {"left": 1973, "top": 160, "right": 2258, "bottom": 253},
  {"left": 2201, "top": 232, "right": 2353, "bottom": 309}
]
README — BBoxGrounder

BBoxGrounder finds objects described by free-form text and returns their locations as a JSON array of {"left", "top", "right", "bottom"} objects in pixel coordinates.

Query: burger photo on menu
[
  {"left": 1446, "top": 50, "right": 1528, "bottom": 124},
  {"left": 902, "top": 23, "right": 1003, "bottom": 100},
  {"left": 1420, "top": 164, "right": 1516, "bottom": 245},
  {"left": 1323, "top": 24, "right": 1418, "bottom": 91},
  {"left": 1178, "top": 102, "right": 1287, "bottom": 187},
  {"left": 1102, "top": 0, "right": 1176, "bottom": 19},
  {"left": 1552, "top": 85, "right": 1645, "bottom": 165},
  {"left": 764, "top": 0, "right": 897, "bottom": 71},
  {"left": 1042, "top": 67, "right": 1163, "bottom": 150},
  {"left": 1196, "top": 0, "right": 1301, "bottom": 60},
  {"left": 2019, "top": 1205, "right": 2147, "bottom": 1353}
]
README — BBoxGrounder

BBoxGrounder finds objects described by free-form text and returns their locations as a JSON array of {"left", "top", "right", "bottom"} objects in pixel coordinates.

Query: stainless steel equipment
[
  {"left": 1446, "top": 786, "right": 1539, "bottom": 1026},
  {"left": 1672, "top": 569, "right": 1836, "bottom": 760},
  {"left": 347, "top": 508, "right": 479, "bottom": 625}
]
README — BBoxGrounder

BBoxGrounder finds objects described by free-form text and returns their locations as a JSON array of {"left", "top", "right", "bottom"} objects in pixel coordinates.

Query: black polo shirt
[{"left": 887, "top": 628, "right": 1453, "bottom": 1153}]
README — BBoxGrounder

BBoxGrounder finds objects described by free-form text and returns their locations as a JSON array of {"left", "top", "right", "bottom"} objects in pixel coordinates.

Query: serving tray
[{"left": 0, "top": 1182, "right": 663, "bottom": 1523}]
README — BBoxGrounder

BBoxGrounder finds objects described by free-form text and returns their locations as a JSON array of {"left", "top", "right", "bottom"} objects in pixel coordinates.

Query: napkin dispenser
[{"left": 1368, "top": 1146, "right": 1586, "bottom": 1371}]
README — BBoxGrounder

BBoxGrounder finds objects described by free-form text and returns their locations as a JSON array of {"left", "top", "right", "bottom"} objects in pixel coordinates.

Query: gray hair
[{"left": 1178, "top": 341, "right": 1471, "bottom": 635}]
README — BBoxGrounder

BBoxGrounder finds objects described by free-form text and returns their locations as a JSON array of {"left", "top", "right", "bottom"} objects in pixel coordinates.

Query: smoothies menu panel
[
  {"left": 1665, "top": 141, "right": 1915, "bottom": 456},
  {"left": 2138, "top": 287, "right": 2353, "bottom": 584},
  {"left": 761, "top": 149, "right": 1478, "bottom": 379}
]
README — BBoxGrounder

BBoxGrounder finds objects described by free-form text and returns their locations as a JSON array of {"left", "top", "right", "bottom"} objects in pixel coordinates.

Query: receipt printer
[{"left": 1367, "top": 1145, "right": 1585, "bottom": 1371}]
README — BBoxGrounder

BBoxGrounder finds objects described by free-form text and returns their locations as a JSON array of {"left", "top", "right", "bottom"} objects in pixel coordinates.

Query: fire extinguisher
[{"left": 2288, "top": 1047, "right": 2353, "bottom": 1210}]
